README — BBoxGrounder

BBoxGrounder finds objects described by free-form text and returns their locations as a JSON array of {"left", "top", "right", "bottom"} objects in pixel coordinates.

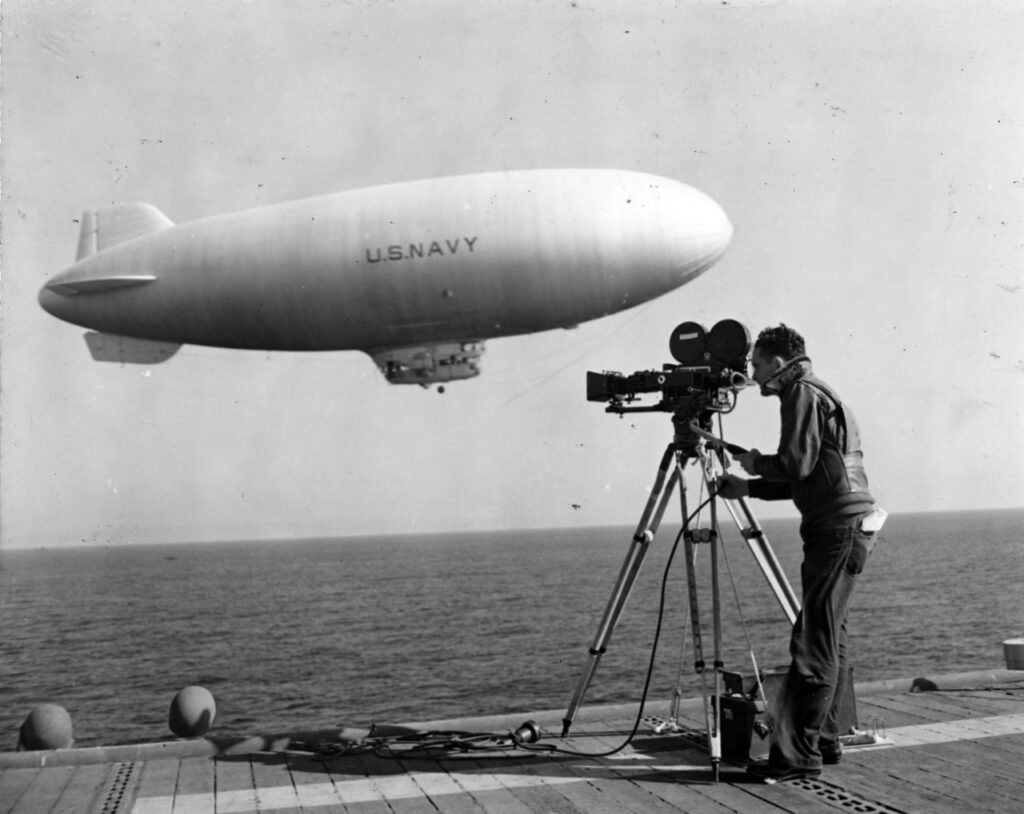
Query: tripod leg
[
  {"left": 682, "top": 523, "right": 705, "bottom": 684},
  {"left": 687, "top": 447, "right": 730, "bottom": 779},
  {"left": 708, "top": 487, "right": 723, "bottom": 776},
  {"left": 719, "top": 496, "right": 800, "bottom": 624},
  {"left": 681, "top": 485, "right": 725, "bottom": 778},
  {"left": 561, "top": 444, "right": 680, "bottom": 737},
  {"left": 668, "top": 455, "right": 697, "bottom": 726}
]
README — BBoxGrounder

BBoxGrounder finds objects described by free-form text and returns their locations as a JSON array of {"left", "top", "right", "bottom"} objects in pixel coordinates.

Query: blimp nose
[
  {"left": 38, "top": 276, "right": 69, "bottom": 319},
  {"left": 706, "top": 196, "right": 734, "bottom": 250},
  {"left": 676, "top": 188, "right": 733, "bottom": 277},
  {"left": 37, "top": 265, "right": 100, "bottom": 329}
]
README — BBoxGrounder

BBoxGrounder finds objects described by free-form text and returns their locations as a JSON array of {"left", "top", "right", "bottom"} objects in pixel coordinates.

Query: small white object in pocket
[{"left": 859, "top": 507, "right": 888, "bottom": 533}]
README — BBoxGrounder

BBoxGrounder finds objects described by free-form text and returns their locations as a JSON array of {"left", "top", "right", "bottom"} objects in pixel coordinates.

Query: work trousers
[{"left": 769, "top": 517, "right": 876, "bottom": 769}]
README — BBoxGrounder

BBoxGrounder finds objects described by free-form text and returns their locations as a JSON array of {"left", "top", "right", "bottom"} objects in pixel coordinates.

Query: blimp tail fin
[{"left": 76, "top": 203, "right": 175, "bottom": 260}]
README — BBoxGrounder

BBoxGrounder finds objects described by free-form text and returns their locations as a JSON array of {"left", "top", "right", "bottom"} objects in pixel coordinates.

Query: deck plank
[
  {"left": 352, "top": 750, "right": 434, "bottom": 814},
  {"left": 860, "top": 692, "right": 979, "bottom": 724},
  {"left": 0, "top": 767, "right": 39, "bottom": 814},
  {"left": 578, "top": 726, "right": 740, "bottom": 813},
  {"left": 402, "top": 762, "right": 489, "bottom": 814},
  {"left": 437, "top": 767, "right": 526, "bottom": 814},
  {"left": 888, "top": 690, "right": 1022, "bottom": 721},
  {"left": 210, "top": 756, "right": 258, "bottom": 813},
  {"left": 444, "top": 746, "right": 613, "bottom": 814},
  {"left": 854, "top": 697, "right": 935, "bottom": 729},
  {"left": 284, "top": 752, "right": 351, "bottom": 813},
  {"left": 486, "top": 782, "right": 588, "bottom": 814},
  {"left": 49, "top": 763, "right": 114, "bottom": 814},
  {"left": 301, "top": 751, "right": 389, "bottom": 814},
  {"left": 554, "top": 722, "right": 782, "bottom": 814},
  {"left": 850, "top": 744, "right": 1001, "bottom": 813},
  {"left": 5, "top": 765, "right": 73, "bottom": 814},
  {"left": 912, "top": 739, "right": 1024, "bottom": 804},
  {"left": 460, "top": 725, "right": 665, "bottom": 814},
  {"left": 132, "top": 759, "right": 180, "bottom": 814},
  {"left": 827, "top": 763, "right": 941, "bottom": 814},
  {"left": 533, "top": 726, "right": 690, "bottom": 814},
  {"left": 171, "top": 756, "right": 214, "bottom": 813},
  {"left": 4, "top": 672, "right": 1024, "bottom": 814},
  {"left": 249, "top": 752, "right": 303, "bottom": 814},
  {"left": 483, "top": 758, "right": 626, "bottom": 814}
]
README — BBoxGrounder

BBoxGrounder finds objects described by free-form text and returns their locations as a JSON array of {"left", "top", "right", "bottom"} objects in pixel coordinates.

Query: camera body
[{"left": 587, "top": 319, "right": 751, "bottom": 415}]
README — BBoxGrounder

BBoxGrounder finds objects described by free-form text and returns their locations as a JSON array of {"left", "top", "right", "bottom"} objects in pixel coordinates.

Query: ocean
[{"left": 1, "top": 508, "right": 1021, "bottom": 749}]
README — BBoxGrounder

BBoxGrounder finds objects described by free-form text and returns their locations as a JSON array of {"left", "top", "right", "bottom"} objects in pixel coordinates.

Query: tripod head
[
  {"left": 684, "top": 423, "right": 749, "bottom": 457},
  {"left": 671, "top": 409, "right": 725, "bottom": 458}
]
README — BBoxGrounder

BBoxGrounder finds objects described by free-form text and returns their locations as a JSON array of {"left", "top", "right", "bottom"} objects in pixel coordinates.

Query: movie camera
[
  {"left": 586, "top": 318, "right": 752, "bottom": 416},
  {"left": 565, "top": 317, "right": 801, "bottom": 781}
]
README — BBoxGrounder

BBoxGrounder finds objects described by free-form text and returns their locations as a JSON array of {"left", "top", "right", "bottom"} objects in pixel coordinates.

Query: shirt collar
[{"left": 761, "top": 355, "right": 812, "bottom": 396}]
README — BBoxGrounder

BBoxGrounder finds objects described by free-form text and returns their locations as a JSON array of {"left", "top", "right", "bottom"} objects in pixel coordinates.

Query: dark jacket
[{"left": 747, "top": 357, "right": 874, "bottom": 529}]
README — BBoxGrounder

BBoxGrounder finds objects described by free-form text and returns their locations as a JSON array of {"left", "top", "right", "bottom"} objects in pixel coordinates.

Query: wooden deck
[{"left": 3, "top": 669, "right": 1023, "bottom": 814}]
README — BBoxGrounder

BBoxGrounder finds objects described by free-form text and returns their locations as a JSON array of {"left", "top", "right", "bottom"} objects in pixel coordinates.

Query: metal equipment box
[{"left": 717, "top": 667, "right": 857, "bottom": 762}]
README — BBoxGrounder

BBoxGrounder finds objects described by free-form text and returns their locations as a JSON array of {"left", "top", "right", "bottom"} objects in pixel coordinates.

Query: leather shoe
[
  {"left": 746, "top": 761, "right": 821, "bottom": 783},
  {"left": 820, "top": 742, "right": 842, "bottom": 764}
]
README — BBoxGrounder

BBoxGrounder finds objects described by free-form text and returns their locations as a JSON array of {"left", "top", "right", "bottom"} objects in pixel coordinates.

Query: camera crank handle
[{"left": 690, "top": 426, "right": 748, "bottom": 456}]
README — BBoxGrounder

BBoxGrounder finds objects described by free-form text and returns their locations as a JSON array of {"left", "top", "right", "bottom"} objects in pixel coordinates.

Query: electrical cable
[
  {"left": 467, "top": 493, "right": 717, "bottom": 761},
  {"left": 315, "top": 437, "right": 780, "bottom": 766},
  {"left": 310, "top": 494, "right": 718, "bottom": 764},
  {"left": 523, "top": 492, "right": 717, "bottom": 759}
]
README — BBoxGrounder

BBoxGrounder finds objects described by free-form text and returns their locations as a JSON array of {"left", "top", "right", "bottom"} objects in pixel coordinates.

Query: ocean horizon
[{"left": 2, "top": 507, "right": 1022, "bottom": 749}]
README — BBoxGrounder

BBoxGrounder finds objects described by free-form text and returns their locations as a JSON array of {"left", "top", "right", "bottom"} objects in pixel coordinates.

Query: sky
[{"left": 1, "top": 0, "right": 1021, "bottom": 549}]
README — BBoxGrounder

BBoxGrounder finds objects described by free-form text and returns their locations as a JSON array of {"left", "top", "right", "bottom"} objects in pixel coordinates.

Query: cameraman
[{"left": 717, "top": 324, "right": 882, "bottom": 782}]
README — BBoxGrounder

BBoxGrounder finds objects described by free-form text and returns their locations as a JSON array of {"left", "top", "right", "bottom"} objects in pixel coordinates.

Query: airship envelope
[{"left": 39, "top": 169, "right": 733, "bottom": 385}]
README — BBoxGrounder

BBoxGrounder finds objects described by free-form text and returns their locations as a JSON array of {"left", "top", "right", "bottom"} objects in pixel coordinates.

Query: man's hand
[
  {"left": 736, "top": 449, "right": 761, "bottom": 475},
  {"left": 716, "top": 473, "right": 750, "bottom": 500}
]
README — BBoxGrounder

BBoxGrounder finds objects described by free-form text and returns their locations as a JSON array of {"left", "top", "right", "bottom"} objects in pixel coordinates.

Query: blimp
[{"left": 38, "top": 169, "right": 733, "bottom": 386}]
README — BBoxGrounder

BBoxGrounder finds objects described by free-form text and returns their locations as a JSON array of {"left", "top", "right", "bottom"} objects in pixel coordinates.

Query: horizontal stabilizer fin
[
  {"left": 47, "top": 275, "right": 157, "bottom": 296},
  {"left": 84, "top": 332, "right": 181, "bottom": 364},
  {"left": 76, "top": 203, "right": 174, "bottom": 260}
]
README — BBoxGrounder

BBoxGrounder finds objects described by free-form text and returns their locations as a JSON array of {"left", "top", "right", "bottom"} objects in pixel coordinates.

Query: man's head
[{"left": 750, "top": 324, "right": 806, "bottom": 388}]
